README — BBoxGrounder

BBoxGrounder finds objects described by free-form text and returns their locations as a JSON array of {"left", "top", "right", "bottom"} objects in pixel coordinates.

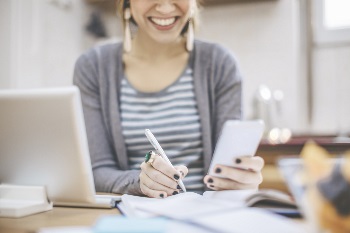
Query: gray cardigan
[{"left": 73, "top": 40, "right": 242, "bottom": 195}]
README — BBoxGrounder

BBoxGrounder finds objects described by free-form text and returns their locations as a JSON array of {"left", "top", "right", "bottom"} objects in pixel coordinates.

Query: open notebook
[
  {"left": 118, "top": 189, "right": 299, "bottom": 218},
  {"left": 117, "top": 191, "right": 305, "bottom": 233},
  {"left": 0, "top": 87, "right": 120, "bottom": 210}
]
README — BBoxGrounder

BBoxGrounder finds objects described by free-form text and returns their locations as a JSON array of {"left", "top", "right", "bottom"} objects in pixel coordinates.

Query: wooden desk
[
  {"left": 0, "top": 207, "right": 120, "bottom": 233},
  {"left": 0, "top": 205, "right": 307, "bottom": 233},
  {"left": 5, "top": 137, "right": 344, "bottom": 232}
]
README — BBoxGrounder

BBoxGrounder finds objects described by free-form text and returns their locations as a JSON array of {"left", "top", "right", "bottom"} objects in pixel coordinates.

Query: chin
[{"left": 152, "top": 36, "right": 183, "bottom": 46}]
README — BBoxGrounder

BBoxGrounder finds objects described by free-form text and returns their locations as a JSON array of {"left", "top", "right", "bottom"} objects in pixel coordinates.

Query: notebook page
[
  {"left": 120, "top": 194, "right": 160, "bottom": 218},
  {"left": 203, "top": 189, "right": 257, "bottom": 203},
  {"left": 192, "top": 208, "right": 307, "bottom": 233},
  {"left": 121, "top": 192, "right": 243, "bottom": 220}
]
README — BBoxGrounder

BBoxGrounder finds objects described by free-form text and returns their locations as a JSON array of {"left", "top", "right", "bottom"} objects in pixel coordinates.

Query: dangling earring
[
  {"left": 186, "top": 3, "right": 195, "bottom": 52},
  {"left": 186, "top": 19, "right": 194, "bottom": 52},
  {"left": 124, "top": 8, "right": 132, "bottom": 53}
]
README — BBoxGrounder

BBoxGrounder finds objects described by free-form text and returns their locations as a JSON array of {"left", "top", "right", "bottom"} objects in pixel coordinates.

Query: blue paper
[{"left": 93, "top": 216, "right": 168, "bottom": 233}]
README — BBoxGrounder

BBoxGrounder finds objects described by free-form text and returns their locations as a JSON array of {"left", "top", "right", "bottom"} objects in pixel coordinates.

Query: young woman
[{"left": 73, "top": 0, "right": 264, "bottom": 198}]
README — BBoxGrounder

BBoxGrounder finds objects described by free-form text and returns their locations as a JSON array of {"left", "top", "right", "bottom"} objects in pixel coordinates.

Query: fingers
[
  {"left": 203, "top": 174, "right": 257, "bottom": 190},
  {"left": 140, "top": 161, "right": 179, "bottom": 190},
  {"left": 150, "top": 154, "right": 182, "bottom": 182},
  {"left": 217, "top": 165, "right": 263, "bottom": 184},
  {"left": 139, "top": 171, "right": 178, "bottom": 198},
  {"left": 203, "top": 156, "right": 264, "bottom": 191},
  {"left": 232, "top": 156, "right": 265, "bottom": 172},
  {"left": 174, "top": 165, "right": 188, "bottom": 179},
  {"left": 140, "top": 153, "right": 186, "bottom": 198},
  {"left": 140, "top": 178, "right": 167, "bottom": 199},
  {"left": 204, "top": 165, "right": 263, "bottom": 189}
]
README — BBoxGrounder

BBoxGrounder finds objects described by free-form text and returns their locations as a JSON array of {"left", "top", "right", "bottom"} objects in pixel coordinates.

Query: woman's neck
[{"left": 129, "top": 31, "right": 187, "bottom": 61}]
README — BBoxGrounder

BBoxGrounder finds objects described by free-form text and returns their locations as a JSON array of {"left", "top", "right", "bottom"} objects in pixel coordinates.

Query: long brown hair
[{"left": 116, "top": 0, "right": 201, "bottom": 35}]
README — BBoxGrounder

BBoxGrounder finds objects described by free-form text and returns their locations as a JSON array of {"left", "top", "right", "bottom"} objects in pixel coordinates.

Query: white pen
[{"left": 145, "top": 129, "right": 186, "bottom": 192}]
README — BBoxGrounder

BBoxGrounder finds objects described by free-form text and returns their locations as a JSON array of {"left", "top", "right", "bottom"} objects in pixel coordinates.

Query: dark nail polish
[
  {"left": 160, "top": 193, "right": 164, "bottom": 198},
  {"left": 177, "top": 185, "right": 181, "bottom": 189},
  {"left": 174, "top": 174, "right": 180, "bottom": 180},
  {"left": 172, "top": 191, "right": 179, "bottom": 195},
  {"left": 208, "top": 178, "right": 213, "bottom": 183},
  {"left": 215, "top": 167, "right": 221, "bottom": 174},
  {"left": 236, "top": 158, "right": 242, "bottom": 164},
  {"left": 209, "top": 184, "right": 214, "bottom": 188}
]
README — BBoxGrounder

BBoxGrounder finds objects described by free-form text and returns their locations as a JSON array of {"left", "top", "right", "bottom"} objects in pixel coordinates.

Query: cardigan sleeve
[
  {"left": 73, "top": 50, "right": 143, "bottom": 195},
  {"left": 212, "top": 45, "right": 243, "bottom": 143}
]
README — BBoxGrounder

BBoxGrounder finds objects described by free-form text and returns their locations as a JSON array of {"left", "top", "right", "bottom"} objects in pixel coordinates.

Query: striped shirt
[{"left": 120, "top": 67, "right": 205, "bottom": 193}]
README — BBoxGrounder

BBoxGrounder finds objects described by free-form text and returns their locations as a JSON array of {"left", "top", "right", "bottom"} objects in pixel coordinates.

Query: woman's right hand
[{"left": 139, "top": 152, "right": 188, "bottom": 198}]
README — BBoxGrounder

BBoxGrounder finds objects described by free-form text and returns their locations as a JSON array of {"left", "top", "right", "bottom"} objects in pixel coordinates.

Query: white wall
[
  {"left": 0, "top": 0, "right": 12, "bottom": 88},
  {"left": 309, "top": 0, "right": 350, "bottom": 135},
  {"left": 312, "top": 46, "right": 350, "bottom": 135},
  {"left": 1, "top": 0, "right": 306, "bottom": 133},
  {"left": 0, "top": 0, "right": 86, "bottom": 89},
  {"left": 4, "top": 0, "right": 348, "bottom": 135},
  {"left": 197, "top": 0, "right": 306, "bottom": 133}
]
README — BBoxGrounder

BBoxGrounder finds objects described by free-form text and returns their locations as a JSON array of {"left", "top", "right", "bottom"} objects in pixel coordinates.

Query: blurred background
[{"left": 1, "top": 0, "right": 350, "bottom": 138}]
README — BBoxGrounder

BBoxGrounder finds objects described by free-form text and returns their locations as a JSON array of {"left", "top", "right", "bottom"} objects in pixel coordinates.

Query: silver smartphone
[{"left": 208, "top": 120, "right": 265, "bottom": 177}]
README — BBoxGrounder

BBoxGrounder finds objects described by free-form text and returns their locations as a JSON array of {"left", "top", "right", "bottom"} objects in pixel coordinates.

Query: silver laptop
[{"left": 0, "top": 86, "right": 120, "bottom": 208}]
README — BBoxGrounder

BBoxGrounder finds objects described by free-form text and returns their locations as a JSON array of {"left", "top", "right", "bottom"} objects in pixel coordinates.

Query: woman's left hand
[{"left": 203, "top": 156, "right": 264, "bottom": 190}]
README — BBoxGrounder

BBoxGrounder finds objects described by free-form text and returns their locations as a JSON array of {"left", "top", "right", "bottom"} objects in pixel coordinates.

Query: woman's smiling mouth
[{"left": 149, "top": 17, "right": 179, "bottom": 30}]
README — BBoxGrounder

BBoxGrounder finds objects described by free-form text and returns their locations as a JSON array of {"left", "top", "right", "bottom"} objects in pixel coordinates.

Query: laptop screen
[{"left": 0, "top": 86, "right": 97, "bottom": 205}]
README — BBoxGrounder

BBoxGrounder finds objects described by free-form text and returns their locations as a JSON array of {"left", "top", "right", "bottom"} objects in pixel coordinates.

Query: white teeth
[{"left": 151, "top": 17, "right": 176, "bottom": 26}]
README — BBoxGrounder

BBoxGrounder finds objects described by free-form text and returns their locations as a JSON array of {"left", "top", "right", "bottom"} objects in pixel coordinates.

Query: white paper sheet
[
  {"left": 120, "top": 192, "right": 244, "bottom": 220},
  {"left": 118, "top": 191, "right": 307, "bottom": 233},
  {"left": 192, "top": 208, "right": 307, "bottom": 233}
]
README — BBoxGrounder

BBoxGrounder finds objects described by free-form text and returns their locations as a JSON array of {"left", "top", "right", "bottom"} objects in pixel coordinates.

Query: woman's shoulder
[
  {"left": 194, "top": 40, "right": 236, "bottom": 56},
  {"left": 193, "top": 39, "right": 239, "bottom": 67},
  {"left": 76, "top": 42, "right": 123, "bottom": 66}
]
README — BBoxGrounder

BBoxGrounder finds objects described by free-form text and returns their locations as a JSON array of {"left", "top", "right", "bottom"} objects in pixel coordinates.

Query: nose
[{"left": 155, "top": 0, "right": 176, "bottom": 14}]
